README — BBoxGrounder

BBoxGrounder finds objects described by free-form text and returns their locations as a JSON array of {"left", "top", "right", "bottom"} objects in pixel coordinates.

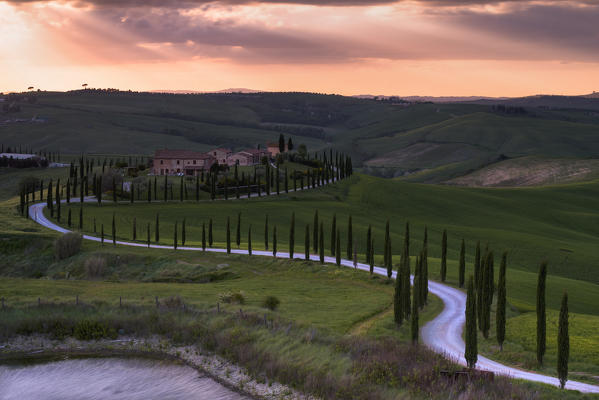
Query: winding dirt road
[{"left": 28, "top": 198, "right": 599, "bottom": 393}]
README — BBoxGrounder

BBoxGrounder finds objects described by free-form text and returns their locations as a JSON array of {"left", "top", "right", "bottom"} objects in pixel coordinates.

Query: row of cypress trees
[{"left": 465, "top": 258, "right": 570, "bottom": 389}]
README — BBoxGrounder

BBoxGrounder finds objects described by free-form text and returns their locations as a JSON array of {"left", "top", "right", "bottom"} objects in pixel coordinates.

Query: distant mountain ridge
[{"left": 151, "top": 88, "right": 265, "bottom": 94}]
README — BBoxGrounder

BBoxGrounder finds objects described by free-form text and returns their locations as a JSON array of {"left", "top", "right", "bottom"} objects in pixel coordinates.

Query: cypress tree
[
  {"left": 112, "top": 213, "right": 116, "bottom": 246},
  {"left": 154, "top": 177, "right": 157, "bottom": 200},
  {"left": 155, "top": 213, "right": 160, "bottom": 242},
  {"left": 264, "top": 215, "right": 269, "bottom": 250},
  {"left": 164, "top": 175, "right": 168, "bottom": 202},
  {"left": 67, "top": 208, "right": 72, "bottom": 227},
  {"left": 147, "top": 223, "right": 150, "bottom": 248},
  {"left": 459, "top": 239, "right": 466, "bottom": 288},
  {"left": 226, "top": 217, "right": 231, "bottom": 254},
  {"left": 477, "top": 250, "right": 486, "bottom": 331},
  {"left": 93, "top": 217, "right": 97, "bottom": 233},
  {"left": 330, "top": 214, "right": 337, "bottom": 256},
  {"left": 276, "top": 169, "right": 280, "bottom": 195},
  {"left": 272, "top": 225, "right": 277, "bottom": 257},
  {"left": 346, "top": 215, "right": 353, "bottom": 260},
  {"left": 182, "top": 218, "right": 186, "bottom": 246},
  {"left": 465, "top": 276, "right": 478, "bottom": 369},
  {"left": 66, "top": 179, "right": 71, "bottom": 203},
  {"left": 313, "top": 210, "right": 319, "bottom": 252},
  {"left": 411, "top": 262, "right": 419, "bottom": 344},
  {"left": 56, "top": 182, "right": 61, "bottom": 222},
  {"left": 285, "top": 168, "right": 289, "bottom": 193},
  {"left": 236, "top": 212, "right": 241, "bottom": 247},
  {"left": 474, "top": 241, "right": 481, "bottom": 292},
  {"left": 209, "top": 218, "right": 213, "bottom": 246},
  {"left": 81, "top": 177, "right": 85, "bottom": 204},
  {"left": 335, "top": 228, "right": 341, "bottom": 266},
  {"left": 441, "top": 229, "right": 447, "bottom": 282},
  {"left": 366, "top": 225, "right": 372, "bottom": 263},
  {"left": 483, "top": 251, "right": 494, "bottom": 339},
  {"left": 496, "top": 251, "right": 507, "bottom": 351},
  {"left": 537, "top": 261, "right": 548, "bottom": 366},
  {"left": 423, "top": 227, "right": 428, "bottom": 305},
  {"left": 112, "top": 178, "right": 116, "bottom": 203},
  {"left": 394, "top": 257, "right": 403, "bottom": 325},
  {"left": 101, "top": 224, "right": 104, "bottom": 245},
  {"left": 97, "top": 177, "right": 102, "bottom": 206},
  {"left": 369, "top": 237, "right": 374, "bottom": 274},
  {"left": 174, "top": 221, "right": 178, "bottom": 250},
  {"left": 319, "top": 222, "right": 325, "bottom": 264},
  {"left": 289, "top": 212, "right": 295, "bottom": 259},
  {"left": 557, "top": 291, "right": 569, "bottom": 389},
  {"left": 402, "top": 240, "right": 411, "bottom": 318},
  {"left": 202, "top": 222, "right": 206, "bottom": 251},
  {"left": 47, "top": 179, "right": 54, "bottom": 217},
  {"left": 385, "top": 220, "right": 392, "bottom": 279},
  {"left": 248, "top": 225, "right": 252, "bottom": 256},
  {"left": 196, "top": 176, "right": 200, "bottom": 201},
  {"left": 132, "top": 217, "right": 137, "bottom": 241},
  {"left": 305, "top": 224, "right": 310, "bottom": 260}
]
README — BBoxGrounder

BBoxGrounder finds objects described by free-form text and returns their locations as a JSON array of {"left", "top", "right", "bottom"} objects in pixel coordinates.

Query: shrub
[
  {"left": 163, "top": 296, "right": 184, "bottom": 309},
  {"left": 54, "top": 232, "right": 82, "bottom": 260},
  {"left": 263, "top": 296, "right": 280, "bottom": 311},
  {"left": 84, "top": 256, "right": 107, "bottom": 279},
  {"left": 218, "top": 290, "right": 245, "bottom": 305},
  {"left": 74, "top": 320, "right": 117, "bottom": 340}
]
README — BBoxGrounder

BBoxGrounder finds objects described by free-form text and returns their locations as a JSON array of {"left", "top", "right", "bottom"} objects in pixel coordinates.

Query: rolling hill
[{"left": 3, "top": 90, "right": 599, "bottom": 184}]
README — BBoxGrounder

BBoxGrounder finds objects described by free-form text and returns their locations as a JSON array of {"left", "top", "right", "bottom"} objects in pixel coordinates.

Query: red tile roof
[{"left": 154, "top": 149, "right": 214, "bottom": 159}]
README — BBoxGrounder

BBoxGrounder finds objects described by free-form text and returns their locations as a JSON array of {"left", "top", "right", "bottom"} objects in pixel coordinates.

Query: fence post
[
  {"left": 217, "top": 302, "right": 220, "bottom": 313},
  {"left": 155, "top": 296, "right": 159, "bottom": 308},
  {"left": 119, "top": 296, "right": 122, "bottom": 308},
  {"left": 38, "top": 297, "right": 41, "bottom": 307}
]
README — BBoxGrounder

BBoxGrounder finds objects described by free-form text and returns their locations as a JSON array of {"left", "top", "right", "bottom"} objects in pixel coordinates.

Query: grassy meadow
[{"left": 43, "top": 171, "right": 599, "bottom": 383}]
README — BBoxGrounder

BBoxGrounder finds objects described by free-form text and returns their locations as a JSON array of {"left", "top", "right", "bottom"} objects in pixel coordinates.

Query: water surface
[{"left": 0, "top": 357, "right": 248, "bottom": 400}]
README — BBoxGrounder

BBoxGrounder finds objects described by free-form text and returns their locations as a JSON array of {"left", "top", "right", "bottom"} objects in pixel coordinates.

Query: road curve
[{"left": 28, "top": 199, "right": 599, "bottom": 394}]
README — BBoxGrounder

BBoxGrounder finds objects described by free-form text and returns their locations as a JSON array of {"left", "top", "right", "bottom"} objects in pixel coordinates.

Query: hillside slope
[{"left": 3, "top": 90, "right": 599, "bottom": 184}]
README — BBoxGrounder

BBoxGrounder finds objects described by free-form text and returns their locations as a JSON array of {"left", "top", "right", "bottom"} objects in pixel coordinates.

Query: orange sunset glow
[{"left": 1, "top": 0, "right": 599, "bottom": 96}]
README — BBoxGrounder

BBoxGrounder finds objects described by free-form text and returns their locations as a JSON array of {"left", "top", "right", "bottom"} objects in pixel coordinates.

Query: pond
[{"left": 0, "top": 356, "right": 249, "bottom": 400}]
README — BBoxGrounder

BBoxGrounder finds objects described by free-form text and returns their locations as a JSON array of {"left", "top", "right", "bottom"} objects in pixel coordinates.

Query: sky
[{"left": 1, "top": 0, "right": 599, "bottom": 96}]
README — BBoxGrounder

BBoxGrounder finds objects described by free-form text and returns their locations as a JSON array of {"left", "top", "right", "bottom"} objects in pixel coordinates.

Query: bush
[
  {"left": 74, "top": 320, "right": 117, "bottom": 341},
  {"left": 263, "top": 296, "right": 280, "bottom": 311},
  {"left": 54, "top": 232, "right": 82, "bottom": 260},
  {"left": 218, "top": 290, "right": 245, "bottom": 305},
  {"left": 84, "top": 256, "right": 107, "bottom": 279},
  {"left": 163, "top": 296, "right": 184, "bottom": 309}
]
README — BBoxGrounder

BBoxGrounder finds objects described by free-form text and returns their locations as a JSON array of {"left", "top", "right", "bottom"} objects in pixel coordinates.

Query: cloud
[
  {"left": 4, "top": 0, "right": 599, "bottom": 66},
  {"left": 2, "top": 0, "right": 588, "bottom": 7}
]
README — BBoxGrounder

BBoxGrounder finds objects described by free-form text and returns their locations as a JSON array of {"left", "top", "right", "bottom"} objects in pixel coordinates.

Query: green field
[{"left": 61, "top": 173, "right": 599, "bottom": 287}]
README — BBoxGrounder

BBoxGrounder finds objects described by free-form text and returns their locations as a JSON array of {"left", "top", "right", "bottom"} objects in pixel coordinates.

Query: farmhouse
[
  {"left": 266, "top": 142, "right": 286, "bottom": 156},
  {"left": 153, "top": 149, "right": 215, "bottom": 176},
  {"left": 227, "top": 148, "right": 270, "bottom": 166},
  {"left": 210, "top": 148, "right": 233, "bottom": 164},
  {"left": 153, "top": 146, "right": 272, "bottom": 175}
]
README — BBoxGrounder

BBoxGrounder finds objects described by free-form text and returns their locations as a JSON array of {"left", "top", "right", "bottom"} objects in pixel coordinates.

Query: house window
[
  {"left": 193, "top": 160, "right": 196, "bottom": 165},
  {"left": 160, "top": 169, "right": 164, "bottom": 175},
  {"left": 177, "top": 160, "right": 180, "bottom": 165},
  {"left": 160, "top": 160, "right": 164, "bottom": 165}
]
